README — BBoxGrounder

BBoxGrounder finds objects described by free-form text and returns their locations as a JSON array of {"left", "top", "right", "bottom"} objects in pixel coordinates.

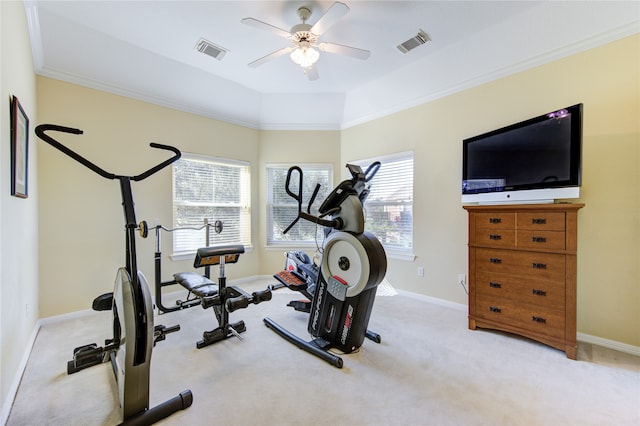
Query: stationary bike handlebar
[
  {"left": 283, "top": 166, "right": 342, "bottom": 234},
  {"left": 364, "top": 161, "right": 381, "bottom": 182},
  {"left": 35, "top": 124, "right": 182, "bottom": 181}
]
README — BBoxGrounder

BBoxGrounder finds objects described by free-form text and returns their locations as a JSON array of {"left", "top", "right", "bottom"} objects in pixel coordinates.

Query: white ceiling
[{"left": 26, "top": 1, "right": 639, "bottom": 130}]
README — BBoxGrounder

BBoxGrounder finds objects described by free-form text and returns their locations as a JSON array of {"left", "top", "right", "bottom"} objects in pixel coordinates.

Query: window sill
[
  {"left": 384, "top": 250, "right": 415, "bottom": 261},
  {"left": 266, "top": 244, "right": 414, "bottom": 261},
  {"left": 265, "top": 242, "right": 321, "bottom": 251}
]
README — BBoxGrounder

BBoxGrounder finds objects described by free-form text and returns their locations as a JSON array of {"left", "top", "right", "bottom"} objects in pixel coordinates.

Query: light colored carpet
[{"left": 7, "top": 278, "right": 640, "bottom": 426}]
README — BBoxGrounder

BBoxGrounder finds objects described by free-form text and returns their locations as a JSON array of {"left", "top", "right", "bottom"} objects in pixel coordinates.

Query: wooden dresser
[{"left": 463, "top": 203, "right": 584, "bottom": 359}]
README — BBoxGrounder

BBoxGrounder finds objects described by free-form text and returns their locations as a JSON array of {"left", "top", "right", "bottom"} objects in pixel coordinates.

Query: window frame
[
  {"left": 171, "top": 152, "right": 251, "bottom": 257},
  {"left": 351, "top": 151, "right": 415, "bottom": 260}
]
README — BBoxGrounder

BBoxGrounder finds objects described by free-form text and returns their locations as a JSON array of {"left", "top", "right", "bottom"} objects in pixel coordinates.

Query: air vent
[
  {"left": 195, "top": 38, "right": 228, "bottom": 60},
  {"left": 397, "top": 29, "right": 430, "bottom": 54}
]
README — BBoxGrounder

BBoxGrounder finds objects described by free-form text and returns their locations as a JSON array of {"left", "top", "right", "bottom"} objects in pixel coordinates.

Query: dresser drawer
[
  {"left": 475, "top": 248, "right": 565, "bottom": 282},
  {"left": 475, "top": 271, "right": 565, "bottom": 310},
  {"left": 517, "top": 212, "right": 565, "bottom": 231},
  {"left": 475, "top": 212, "right": 515, "bottom": 230},
  {"left": 517, "top": 230, "right": 565, "bottom": 250},
  {"left": 476, "top": 295, "right": 565, "bottom": 339},
  {"left": 475, "top": 229, "right": 516, "bottom": 248}
]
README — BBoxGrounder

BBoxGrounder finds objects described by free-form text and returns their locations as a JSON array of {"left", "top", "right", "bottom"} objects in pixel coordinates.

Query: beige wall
[
  {"left": 37, "top": 77, "right": 261, "bottom": 318},
  {"left": 1, "top": 1, "right": 39, "bottom": 420},
  {"left": 342, "top": 34, "right": 640, "bottom": 347}
]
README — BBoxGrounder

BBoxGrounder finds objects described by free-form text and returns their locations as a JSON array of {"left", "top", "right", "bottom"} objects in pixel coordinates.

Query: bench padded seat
[{"left": 174, "top": 272, "right": 218, "bottom": 298}]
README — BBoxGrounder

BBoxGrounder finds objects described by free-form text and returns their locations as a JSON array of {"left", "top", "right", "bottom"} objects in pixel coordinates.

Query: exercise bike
[
  {"left": 36, "top": 124, "right": 192, "bottom": 425},
  {"left": 264, "top": 162, "right": 387, "bottom": 368}
]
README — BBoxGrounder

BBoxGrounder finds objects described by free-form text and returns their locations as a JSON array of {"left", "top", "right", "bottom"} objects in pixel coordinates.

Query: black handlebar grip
[
  {"left": 226, "top": 295, "right": 250, "bottom": 313},
  {"left": 285, "top": 166, "right": 303, "bottom": 201},
  {"left": 252, "top": 288, "right": 272, "bottom": 304},
  {"left": 35, "top": 124, "right": 84, "bottom": 137},
  {"left": 364, "top": 161, "right": 381, "bottom": 182},
  {"left": 307, "top": 183, "right": 321, "bottom": 214}
]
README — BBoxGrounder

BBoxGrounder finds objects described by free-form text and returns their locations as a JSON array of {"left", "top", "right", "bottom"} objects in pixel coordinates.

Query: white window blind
[
  {"left": 172, "top": 153, "right": 250, "bottom": 254},
  {"left": 354, "top": 152, "right": 414, "bottom": 255},
  {"left": 266, "top": 164, "right": 333, "bottom": 246}
]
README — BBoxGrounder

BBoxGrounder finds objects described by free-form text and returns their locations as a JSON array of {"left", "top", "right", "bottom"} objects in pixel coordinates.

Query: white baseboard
[
  {"left": 39, "top": 308, "right": 96, "bottom": 326},
  {"left": 230, "top": 274, "right": 273, "bottom": 285},
  {"left": 577, "top": 332, "right": 640, "bottom": 357},
  {"left": 2, "top": 322, "right": 41, "bottom": 426},
  {"left": 396, "top": 289, "right": 467, "bottom": 312}
]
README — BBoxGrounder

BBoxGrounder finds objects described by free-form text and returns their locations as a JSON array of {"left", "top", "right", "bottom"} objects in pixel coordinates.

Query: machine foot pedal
[
  {"left": 287, "top": 300, "right": 311, "bottom": 312},
  {"left": 67, "top": 343, "right": 104, "bottom": 374}
]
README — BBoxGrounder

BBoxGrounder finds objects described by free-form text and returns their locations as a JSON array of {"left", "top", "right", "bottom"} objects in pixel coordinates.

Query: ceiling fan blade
[
  {"left": 241, "top": 18, "right": 291, "bottom": 39},
  {"left": 248, "top": 47, "right": 295, "bottom": 68},
  {"left": 310, "top": 2, "right": 349, "bottom": 36},
  {"left": 318, "top": 42, "right": 370, "bottom": 60},
  {"left": 306, "top": 66, "right": 319, "bottom": 81}
]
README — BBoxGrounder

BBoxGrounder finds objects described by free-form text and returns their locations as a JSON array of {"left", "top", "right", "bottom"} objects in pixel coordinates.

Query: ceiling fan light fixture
[{"left": 290, "top": 45, "right": 319, "bottom": 68}]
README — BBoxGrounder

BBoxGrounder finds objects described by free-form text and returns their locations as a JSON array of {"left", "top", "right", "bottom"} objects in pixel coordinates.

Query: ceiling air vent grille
[
  {"left": 397, "top": 29, "right": 430, "bottom": 54},
  {"left": 195, "top": 38, "right": 228, "bottom": 60}
]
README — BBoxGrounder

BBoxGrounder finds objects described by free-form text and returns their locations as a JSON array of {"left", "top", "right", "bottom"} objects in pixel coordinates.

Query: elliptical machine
[
  {"left": 264, "top": 162, "right": 387, "bottom": 368},
  {"left": 36, "top": 125, "right": 192, "bottom": 425}
]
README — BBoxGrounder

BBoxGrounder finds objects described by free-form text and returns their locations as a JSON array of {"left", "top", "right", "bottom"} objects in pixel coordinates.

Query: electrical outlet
[
  {"left": 417, "top": 266, "right": 425, "bottom": 277},
  {"left": 458, "top": 274, "right": 466, "bottom": 286}
]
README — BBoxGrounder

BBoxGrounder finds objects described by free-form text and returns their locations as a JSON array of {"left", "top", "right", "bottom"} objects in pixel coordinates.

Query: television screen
[{"left": 462, "top": 104, "right": 582, "bottom": 203}]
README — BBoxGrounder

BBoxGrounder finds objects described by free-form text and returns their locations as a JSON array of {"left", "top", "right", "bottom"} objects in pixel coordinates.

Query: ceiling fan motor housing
[{"left": 291, "top": 24, "right": 318, "bottom": 44}]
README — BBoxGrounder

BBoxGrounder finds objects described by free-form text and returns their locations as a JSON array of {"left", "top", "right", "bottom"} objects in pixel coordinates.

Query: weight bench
[{"left": 174, "top": 245, "right": 272, "bottom": 349}]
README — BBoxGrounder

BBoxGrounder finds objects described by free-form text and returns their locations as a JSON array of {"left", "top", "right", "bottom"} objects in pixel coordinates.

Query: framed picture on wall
[{"left": 10, "top": 95, "right": 29, "bottom": 198}]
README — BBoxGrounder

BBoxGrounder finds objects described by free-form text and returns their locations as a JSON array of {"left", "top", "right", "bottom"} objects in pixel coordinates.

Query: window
[
  {"left": 172, "top": 153, "right": 251, "bottom": 254},
  {"left": 266, "top": 164, "right": 333, "bottom": 246},
  {"left": 354, "top": 152, "right": 414, "bottom": 257}
]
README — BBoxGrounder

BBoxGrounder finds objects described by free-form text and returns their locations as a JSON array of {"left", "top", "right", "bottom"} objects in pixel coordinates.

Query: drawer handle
[
  {"left": 532, "top": 316, "right": 547, "bottom": 324},
  {"left": 532, "top": 218, "right": 547, "bottom": 225},
  {"left": 532, "top": 289, "right": 547, "bottom": 296},
  {"left": 489, "top": 234, "right": 502, "bottom": 240},
  {"left": 489, "top": 306, "right": 502, "bottom": 313},
  {"left": 489, "top": 218, "right": 501, "bottom": 224},
  {"left": 490, "top": 258, "right": 502, "bottom": 264},
  {"left": 532, "top": 236, "right": 547, "bottom": 243},
  {"left": 489, "top": 282, "right": 502, "bottom": 289},
  {"left": 532, "top": 262, "right": 547, "bottom": 269}
]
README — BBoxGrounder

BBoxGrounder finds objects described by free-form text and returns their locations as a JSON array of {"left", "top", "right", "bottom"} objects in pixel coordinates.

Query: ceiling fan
[{"left": 241, "top": 1, "right": 370, "bottom": 80}]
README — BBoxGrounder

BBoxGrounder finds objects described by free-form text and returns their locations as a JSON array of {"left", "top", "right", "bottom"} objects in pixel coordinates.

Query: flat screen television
[{"left": 462, "top": 103, "right": 583, "bottom": 204}]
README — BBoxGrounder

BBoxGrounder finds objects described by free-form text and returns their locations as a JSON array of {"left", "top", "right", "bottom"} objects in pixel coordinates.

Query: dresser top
[{"left": 463, "top": 203, "right": 584, "bottom": 212}]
